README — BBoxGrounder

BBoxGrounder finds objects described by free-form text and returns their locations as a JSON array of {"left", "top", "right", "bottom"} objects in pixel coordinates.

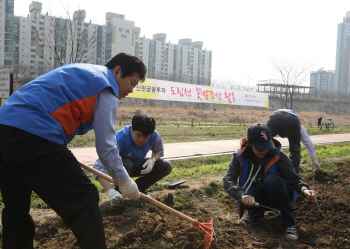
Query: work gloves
[
  {"left": 311, "top": 159, "right": 321, "bottom": 171},
  {"left": 141, "top": 158, "right": 155, "bottom": 174},
  {"left": 119, "top": 178, "right": 140, "bottom": 200},
  {"left": 107, "top": 188, "right": 123, "bottom": 206}
]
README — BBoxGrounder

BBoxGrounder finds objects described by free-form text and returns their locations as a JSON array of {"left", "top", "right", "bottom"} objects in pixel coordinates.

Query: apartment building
[
  {"left": 334, "top": 11, "right": 350, "bottom": 93},
  {"left": 0, "top": 0, "right": 15, "bottom": 67},
  {"left": 310, "top": 68, "right": 335, "bottom": 94},
  {"left": 0, "top": 1, "right": 212, "bottom": 85}
]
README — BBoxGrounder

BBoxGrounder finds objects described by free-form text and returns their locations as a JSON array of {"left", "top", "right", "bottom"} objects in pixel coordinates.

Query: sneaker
[
  {"left": 240, "top": 216, "right": 260, "bottom": 227},
  {"left": 284, "top": 225, "right": 298, "bottom": 241}
]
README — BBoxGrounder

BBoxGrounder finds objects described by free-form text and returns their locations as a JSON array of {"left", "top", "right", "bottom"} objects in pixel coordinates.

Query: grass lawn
[{"left": 67, "top": 120, "right": 350, "bottom": 148}]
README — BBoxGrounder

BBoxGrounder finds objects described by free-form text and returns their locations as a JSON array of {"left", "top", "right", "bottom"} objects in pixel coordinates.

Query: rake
[{"left": 79, "top": 161, "right": 214, "bottom": 249}]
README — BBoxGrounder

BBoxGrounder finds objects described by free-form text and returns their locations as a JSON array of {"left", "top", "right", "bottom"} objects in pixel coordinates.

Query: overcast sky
[{"left": 15, "top": 0, "right": 350, "bottom": 88}]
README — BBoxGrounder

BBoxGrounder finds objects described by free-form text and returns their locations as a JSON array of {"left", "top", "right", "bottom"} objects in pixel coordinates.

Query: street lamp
[{"left": 244, "top": 74, "right": 253, "bottom": 90}]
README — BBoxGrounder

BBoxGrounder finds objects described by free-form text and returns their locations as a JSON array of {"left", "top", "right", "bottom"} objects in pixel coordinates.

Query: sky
[{"left": 14, "top": 0, "right": 350, "bottom": 88}]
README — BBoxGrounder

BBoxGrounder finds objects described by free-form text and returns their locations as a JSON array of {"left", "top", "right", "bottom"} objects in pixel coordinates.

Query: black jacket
[{"left": 223, "top": 138, "right": 309, "bottom": 200}]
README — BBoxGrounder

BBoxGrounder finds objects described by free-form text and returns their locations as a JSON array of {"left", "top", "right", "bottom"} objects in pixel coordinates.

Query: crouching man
[{"left": 94, "top": 114, "right": 172, "bottom": 206}]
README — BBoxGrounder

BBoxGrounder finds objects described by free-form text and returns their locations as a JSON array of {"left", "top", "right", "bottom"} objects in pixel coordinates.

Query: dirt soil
[{"left": 7, "top": 163, "right": 349, "bottom": 249}]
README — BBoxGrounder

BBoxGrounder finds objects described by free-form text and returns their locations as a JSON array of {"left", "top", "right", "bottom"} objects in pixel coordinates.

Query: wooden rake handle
[{"left": 79, "top": 161, "right": 197, "bottom": 225}]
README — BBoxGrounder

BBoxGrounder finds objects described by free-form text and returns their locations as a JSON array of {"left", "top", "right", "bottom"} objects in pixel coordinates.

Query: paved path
[{"left": 71, "top": 133, "right": 350, "bottom": 165}]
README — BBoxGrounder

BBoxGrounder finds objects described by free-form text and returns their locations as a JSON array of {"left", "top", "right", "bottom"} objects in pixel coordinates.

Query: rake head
[{"left": 194, "top": 217, "right": 213, "bottom": 249}]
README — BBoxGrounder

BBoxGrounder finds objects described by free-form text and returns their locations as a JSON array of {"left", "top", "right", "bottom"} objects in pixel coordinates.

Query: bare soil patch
[{"left": 8, "top": 163, "right": 349, "bottom": 249}]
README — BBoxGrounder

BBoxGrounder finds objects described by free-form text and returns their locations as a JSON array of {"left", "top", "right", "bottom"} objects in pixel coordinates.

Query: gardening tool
[
  {"left": 254, "top": 202, "right": 281, "bottom": 220},
  {"left": 167, "top": 180, "right": 187, "bottom": 188},
  {"left": 79, "top": 162, "right": 214, "bottom": 249}
]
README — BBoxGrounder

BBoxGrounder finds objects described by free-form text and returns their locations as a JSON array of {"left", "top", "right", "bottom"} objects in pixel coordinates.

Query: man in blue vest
[
  {"left": 93, "top": 114, "right": 172, "bottom": 206},
  {"left": 266, "top": 109, "right": 321, "bottom": 173},
  {"left": 0, "top": 53, "right": 146, "bottom": 249}
]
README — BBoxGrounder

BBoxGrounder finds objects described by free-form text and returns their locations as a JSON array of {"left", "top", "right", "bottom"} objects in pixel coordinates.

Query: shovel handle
[{"left": 79, "top": 161, "right": 197, "bottom": 225}]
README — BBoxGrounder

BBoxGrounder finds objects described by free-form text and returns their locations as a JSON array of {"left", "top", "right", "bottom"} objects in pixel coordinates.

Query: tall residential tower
[{"left": 334, "top": 11, "right": 350, "bottom": 93}]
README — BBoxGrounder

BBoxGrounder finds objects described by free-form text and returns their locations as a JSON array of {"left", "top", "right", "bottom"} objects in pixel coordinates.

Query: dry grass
[{"left": 117, "top": 106, "right": 350, "bottom": 127}]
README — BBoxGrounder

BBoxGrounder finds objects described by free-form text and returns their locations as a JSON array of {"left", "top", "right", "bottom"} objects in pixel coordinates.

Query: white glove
[
  {"left": 311, "top": 159, "right": 321, "bottom": 171},
  {"left": 140, "top": 158, "right": 155, "bottom": 174},
  {"left": 107, "top": 188, "right": 123, "bottom": 206},
  {"left": 119, "top": 178, "right": 140, "bottom": 200}
]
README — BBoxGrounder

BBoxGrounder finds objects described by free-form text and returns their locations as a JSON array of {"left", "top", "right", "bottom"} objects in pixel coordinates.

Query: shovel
[{"left": 79, "top": 161, "right": 214, "bottom": 249}]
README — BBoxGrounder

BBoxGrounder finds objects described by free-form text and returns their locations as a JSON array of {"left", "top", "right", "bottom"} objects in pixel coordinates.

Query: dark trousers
[
  {"left": 242, "top": 174, "right": 295, "bottom": 227},
  {"left": 0, "top": 125, "right": 107, "bottom": 249},
  {"left": 121, "top": 157, "right": 172, "bottom": 193},
  {"left": 267, "top": 111, "right": 301, "bottom": 174}
]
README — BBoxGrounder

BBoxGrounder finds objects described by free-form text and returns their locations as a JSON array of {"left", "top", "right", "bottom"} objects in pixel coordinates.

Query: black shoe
[
  {"left": 240, "top": 216, "right": 261, "bottom": 227},
  {"left": 284, "top": 225, "right": 298, "bottom": 241}
]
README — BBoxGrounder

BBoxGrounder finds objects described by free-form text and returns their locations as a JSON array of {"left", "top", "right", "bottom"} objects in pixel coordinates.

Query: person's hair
[
  {"left": 239, "top": 137, "right": 275, "bottom": 159},
  {"left": 104, "top": 52, "right": 147, "bottom": 82},
  {"left": 131, "top": 114, "right": 156, "bottom": 136}
]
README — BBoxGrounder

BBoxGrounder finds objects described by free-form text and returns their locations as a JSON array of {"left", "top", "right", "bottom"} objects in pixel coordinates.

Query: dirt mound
[{"left": 2, "top": 164, "right": 350, "bottom": 248}]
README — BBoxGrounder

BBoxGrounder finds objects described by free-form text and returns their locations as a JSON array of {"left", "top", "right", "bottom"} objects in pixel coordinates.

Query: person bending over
[
  {"left": 267, "top": 109, "right": 321, "bottom": 173},
  {"left": 0, "top": 53, "right": 146, "bottom": 249}
]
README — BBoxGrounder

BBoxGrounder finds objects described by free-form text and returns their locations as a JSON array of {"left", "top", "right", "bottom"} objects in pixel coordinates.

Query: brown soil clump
[{"left": 2, "top": 164, "right": 350, "bottom": 248}]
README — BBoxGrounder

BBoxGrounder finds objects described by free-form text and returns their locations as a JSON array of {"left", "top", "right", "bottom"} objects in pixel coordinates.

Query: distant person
[
  {"left": 318, "top": 116, "right": 322, "bottom": 128},
  {"left": 223, "top": 123, "right": 317, "bottom": 241},
  {"left": 0, "top": 53, "right": 146, "bottom": 248},
  {"left": 93, "top": 114, "right": 172, "bottom": 206},
  {"left": 266, "top": 109, "right": 321, "bottom": 173}
]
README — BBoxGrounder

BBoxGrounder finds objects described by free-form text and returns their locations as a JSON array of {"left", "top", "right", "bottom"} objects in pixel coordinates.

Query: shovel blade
[{"left": 167, "top": 180, "right": 187, "bottom": 188}]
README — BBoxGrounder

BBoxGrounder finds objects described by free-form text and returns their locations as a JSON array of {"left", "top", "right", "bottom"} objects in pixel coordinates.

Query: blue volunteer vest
[
  {"left": 117, "top": 125, "right": 157, "bottom": 167},
  {"left": 0, "top": 64, "right": 119, "bottom": 145}
]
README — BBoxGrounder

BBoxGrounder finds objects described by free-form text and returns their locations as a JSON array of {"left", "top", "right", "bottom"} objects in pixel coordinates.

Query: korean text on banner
[{"left": 127, "top": 78, "right": 269, "bottom": 108}]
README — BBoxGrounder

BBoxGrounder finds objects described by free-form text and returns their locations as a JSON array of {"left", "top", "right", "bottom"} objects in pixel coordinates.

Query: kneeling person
[
  {"left": 223, "top": 123, "right": 317, "bottom": 241},
  {"left": 94, "top": 114, "right": 172, "bottom": 206}
]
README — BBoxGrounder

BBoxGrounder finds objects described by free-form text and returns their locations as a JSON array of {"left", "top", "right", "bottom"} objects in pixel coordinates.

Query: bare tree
[
  {"left": 211, "top": 79, "right": 246, "bottom": 90},
  {"left": 36, "top": 63, "right": 50, "bottom": 76},
  {"left": 15, "top": 63, "right": 31, "bottom": 79},
  {"left": 272, "top": 58, "right": 311, "bottom": 109},
  {"left": 166, "top": 73, "right": 177, "bottom": 82},
  {"left": 40, "top": 8, "right": 98, "bottom": 69}
]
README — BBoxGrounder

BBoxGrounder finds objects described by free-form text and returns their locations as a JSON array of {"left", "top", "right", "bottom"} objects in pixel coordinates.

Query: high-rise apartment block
[
  {"left": 310, "top": 68, "right": 334, "bottom": 94},
  {"left": 0, "top": 1, "right": 212, "bottom": 85},
  {"left": 334, "top": 11, "right": 350, "bottom": 93}
]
